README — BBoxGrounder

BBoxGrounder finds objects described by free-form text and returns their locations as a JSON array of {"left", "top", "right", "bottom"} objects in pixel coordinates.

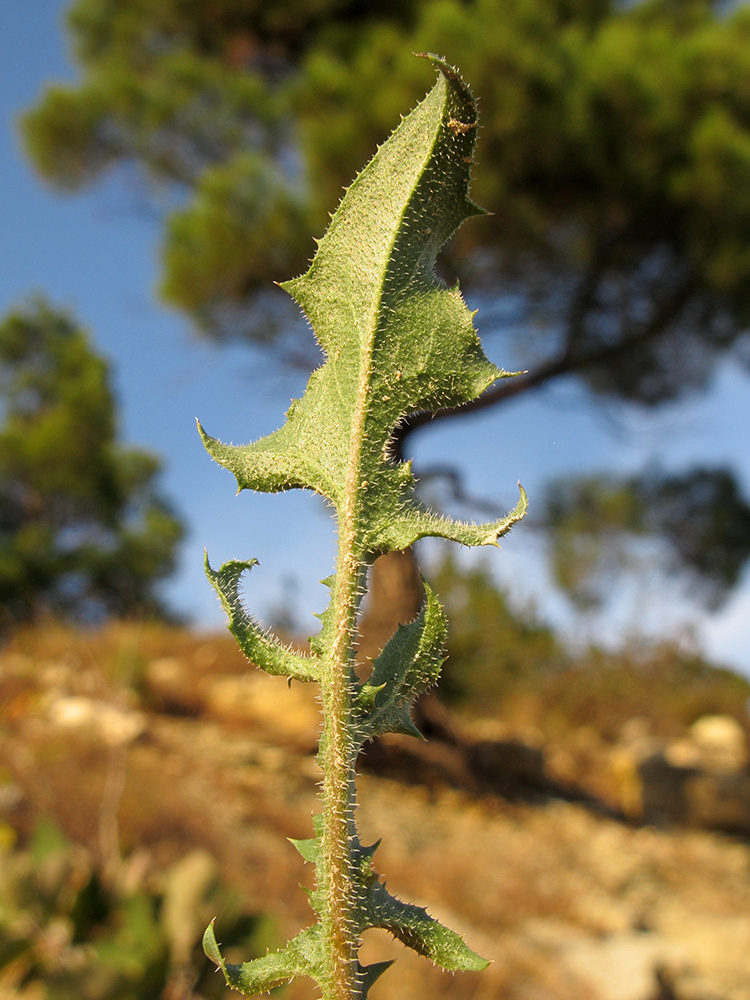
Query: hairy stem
[
  {"left": 201, "top": 60, "right": 512, "bottom": 1000},
  {"left": 319, "top": 568, "right": 360, "bottom": 999},
  {"left": 318, "top": 297, "right": 377, "bottom": 996}
]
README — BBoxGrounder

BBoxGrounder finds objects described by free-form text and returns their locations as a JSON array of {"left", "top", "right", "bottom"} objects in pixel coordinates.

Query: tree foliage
[
  {"left": 0, "top": 300, "right": 184, "bottom": 627},
  {"left": 20, "top": 0, "right": 750, "bottom": 612},
  {"left": 429, "top": 552, "right": 564, "bottom": 706},
  {"left": 544, "top": 466, "right": 750, "bottom": 610},
  {"left": 22, "top": 0, "right": 750, "bottom": 391}
]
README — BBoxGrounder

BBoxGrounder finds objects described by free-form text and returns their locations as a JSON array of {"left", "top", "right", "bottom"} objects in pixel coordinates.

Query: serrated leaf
[
  {"left": 309, "top": 577, "right": 335, "bottom": 658},
  {"left": 289, "top": 835, "right": 320, "bottom": 864},
  {"left": 360, "top": 882, "right": 488, "bottom": 972},
  {"left": 203, "top": 919, "right": 323, "bottom": 995},
  {"left": 341, "top": 834, "right": 487, "bottom": 974},
  {"left": 354, "top": 960, "right": 395, "bottom": 998},
  {"left": 376, "top": 482, "right": 528, "bottom": 553},
  {"left": 290, "top": 814, "right": 324, "bottom": 865},
  {"left": 199, "top": 56, "right": 526, "bottom": 562},
  {"left": 201, "top": 56, "right": 519, "bottom": 999},
  {"left": 354, "top": 579, "right": 446, "bottom": 741},
  {"left": 204, "top": 554, "right": 318, "bottom": 681}
]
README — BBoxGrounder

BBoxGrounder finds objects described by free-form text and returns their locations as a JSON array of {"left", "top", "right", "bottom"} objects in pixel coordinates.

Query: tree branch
[{"left": 393, "top": 272, "right": 695, "bottom": 460}]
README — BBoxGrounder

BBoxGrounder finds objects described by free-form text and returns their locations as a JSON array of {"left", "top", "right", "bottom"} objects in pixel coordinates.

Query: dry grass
[{"left": 3, "top": 622, "right": 750, "bottom": 1000}]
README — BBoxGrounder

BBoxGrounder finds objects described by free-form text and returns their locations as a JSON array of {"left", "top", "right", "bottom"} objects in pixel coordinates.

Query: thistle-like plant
[{"left": 200, "top": 56, "right": 526, "bottom": 1000}]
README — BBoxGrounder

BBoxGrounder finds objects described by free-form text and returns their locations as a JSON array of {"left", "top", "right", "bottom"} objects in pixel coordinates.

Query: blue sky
[{"left": 2, "top": 1, "right": 750, "bottom": 672}]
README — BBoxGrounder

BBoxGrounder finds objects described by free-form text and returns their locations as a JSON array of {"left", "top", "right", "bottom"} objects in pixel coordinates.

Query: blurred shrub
[
  {"left": 429, "top": 552, "right": 566, "bottom": 708},
  {"left": 533, "top": 642, "right": 750, "bottom": 742},
  {"left": 0, "top": 818, "right": 266, "bottom": 1000},
  {"left": 429, "top": 552, "right": 750, "bottom": 741},
  {"left": 0, "top": 300, "right": 184, "bottom": 630}
]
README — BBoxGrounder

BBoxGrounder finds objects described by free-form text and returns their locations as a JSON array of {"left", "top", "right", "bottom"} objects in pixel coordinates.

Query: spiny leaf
[
  {"left": 309, "top": 576, "right": 336, "bottom": 658},
  {"left": 339, "top": 837, "right": 487, "bottom": 973},
  {"left": 354, "top": 579, "right": 447, "bottom": 741},
  {"left": 374, "top": 482, "right": 528, "bottom": 554},
  {"left": 201, "top": 55, "right": 520, "bottom": 999},
  {"left": 204, "top": 554, "right": 318, "bottom": 681},
  {"left": 354, "top": 837, "right": 381, "bottom": 871},
  {"left": 200, "top": 56, "right": 525, "bottom": 562},
  {"left": 359, "top": 881, "right": 488, "bottom": 972},
  {"left": 291, "top": 831, "right": 380, "bottom": 883},
  {"left": 203, "top": 920, "right": 323, "bottom": 995},
  {"left": 198, "top": 418, "right": 336, "bottom": 503},
  {"left": 354, "top": 960, "right": 395, "bottom": 999},
  {"left": 289, "top": 834, "right": 320, "bottom": 864}
]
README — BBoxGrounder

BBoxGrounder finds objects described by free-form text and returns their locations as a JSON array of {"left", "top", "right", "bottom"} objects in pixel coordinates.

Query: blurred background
[{"left": 2, "top": 2, "right": 750, "bottom": 999}]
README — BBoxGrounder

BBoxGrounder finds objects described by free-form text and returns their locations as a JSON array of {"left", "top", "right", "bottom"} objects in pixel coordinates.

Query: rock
[
  {"left": 0, "top": 782, "right": 23, "bottom": 812},
  {"left": 639, "top": 751, "right": 750, "bottom": 836},
  {"left": 145, "top": 657, "right": 202, "bottom": 715},
  {"left": 615, "top": 715, "right": 750, "bottom": 832},
  {"left": 689, "top": 715, "right": 747, "bottom": 774},
  {"left": 191, "top": 644, "right": 218, "bottom": 669},
  {"left": 683, "top": 770, "right": 750, "bottom": 835},
  {"left": 664, "top": 715, "right": 747, "bottom": 774},
  {"left": 47, "top": 696, "right": 146, "bottom": 746},
  {"left": 553, "top": 927, "right": 689, "bottom": 1000},
  {"left": 204, "top": 672, "right": 320, "bottom": 747},
  {"left": 609, "top": 718, "right": 663, "bottom": 819},
  {"left": 639, "top": 754, "right": 699, "bottom": 826}
]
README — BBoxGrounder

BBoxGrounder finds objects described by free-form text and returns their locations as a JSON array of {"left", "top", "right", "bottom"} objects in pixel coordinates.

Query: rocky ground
[{"left": 2, "top": 623, "right": 750, "bottom": 1000}]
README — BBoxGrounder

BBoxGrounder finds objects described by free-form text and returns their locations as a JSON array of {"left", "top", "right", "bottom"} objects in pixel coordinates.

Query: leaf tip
[
  {"left": 355, "top": 959, "right": 395, "bottom": 997},
  {"left": 413, "top": 51, "right": 461, "bottom": 82},
  {"left": 196, "top": 418, "right": 209, "bottom": 444},
  {"left": 468, "top": 199, "right": 490, "bottom": 218},
  {"left": 203, "top": 918, "right": 226, "bottom": 971}
]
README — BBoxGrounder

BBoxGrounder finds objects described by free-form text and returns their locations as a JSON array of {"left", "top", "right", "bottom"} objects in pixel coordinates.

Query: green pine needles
[{"left": 200, "top": 56, "right": 527, "bottom": 1000}]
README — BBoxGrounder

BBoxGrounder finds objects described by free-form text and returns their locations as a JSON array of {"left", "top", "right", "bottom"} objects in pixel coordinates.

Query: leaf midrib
[{"left": 341, "top": 97, "right": 446, "bottom": 548}]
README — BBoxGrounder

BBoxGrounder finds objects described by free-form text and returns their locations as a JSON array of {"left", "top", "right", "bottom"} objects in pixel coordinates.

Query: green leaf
[
  {"left": 354, "top": 579, "right": 447, "bottom": 741},
  {"left": 354, "top": 960, "right": 395, "bottom": 999},
  {"left": 359, "top": 881, "right": 488, "bottom": 972},
  {"left": 288, "top": 834, "right": 320, "bottom": 864},
  {"left": 336, "top": 837, "right": 487, "bottom": 974},
  {"left": 199, "top": 56, "right": 520, "bottom": 999},
  {"left": 204, "top": 554, "right": 318, "bottom": 681},
  {"left": 200, "top": 56, "right": 525, "bottom": 562},
  {"left": 203, "top": 919, "right": 324, "bottom": 995}
]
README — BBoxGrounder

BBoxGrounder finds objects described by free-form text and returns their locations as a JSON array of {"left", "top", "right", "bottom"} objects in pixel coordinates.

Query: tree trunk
[{"left": 356, "top": 548, "right": 423, "bottom": 667}]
